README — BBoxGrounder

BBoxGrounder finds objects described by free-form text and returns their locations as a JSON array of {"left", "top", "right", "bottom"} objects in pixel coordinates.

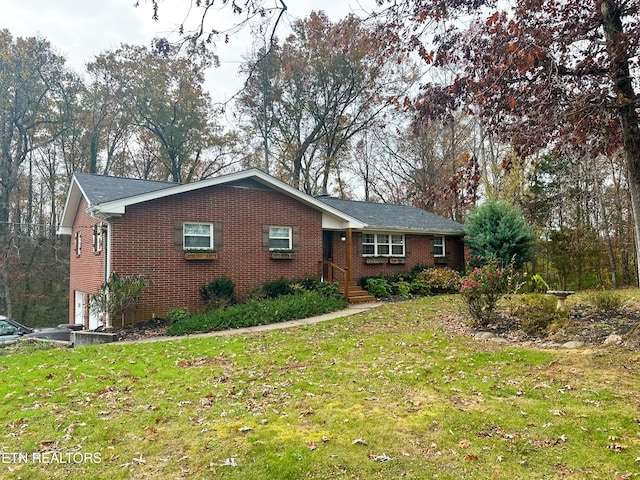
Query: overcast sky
[{"left": 0, "top": 0, "right": 373, "bottom": 107}]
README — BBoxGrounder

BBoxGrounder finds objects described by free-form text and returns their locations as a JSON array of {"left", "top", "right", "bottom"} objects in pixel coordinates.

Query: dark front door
[{"left": 322, "top": 231, "right": 333, "bottom": 261}]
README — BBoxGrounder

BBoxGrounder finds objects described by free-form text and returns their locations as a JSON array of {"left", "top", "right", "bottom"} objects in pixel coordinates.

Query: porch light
[{"left": 340, "top": 233, "right": 346, "bottom": 241}]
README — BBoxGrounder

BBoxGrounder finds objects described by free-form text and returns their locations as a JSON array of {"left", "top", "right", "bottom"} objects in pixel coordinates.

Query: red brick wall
[
  {"left": 105, "top": 185, "right": 323, "bottom": 325},
  {"left": 328, "top": 231, "right": 465, "bottom": 283},
  {"left": 69, "top": 182, "right": 465, "bottom": 326},
  {"left": 68, "top": 198, "right": 107, "bottom": 326}
]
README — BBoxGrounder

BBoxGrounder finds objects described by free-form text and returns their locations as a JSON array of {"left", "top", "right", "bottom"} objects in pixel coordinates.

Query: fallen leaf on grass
[
  {"left": 369, "top": 453, "right": 391, "bottom": 462},
  {"left": 220, "top": 457, "right": 238, "bottom": 467},
  {"left": 352, "top": 438, "right": 368, "bottom": 445},
  {"left": 37, "top": 440, "right": 57, "bottom": 451},
  {"left": 458, "top": 439, "right": 472, "bottom": 448},
  {"left": 608, "top": 443, "right": 629, "bottom": 453}
]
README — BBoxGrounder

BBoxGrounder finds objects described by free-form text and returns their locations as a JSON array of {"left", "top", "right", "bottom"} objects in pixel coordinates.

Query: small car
[{"left": 0, "top": 315, "right": 81, "bottom": 345}]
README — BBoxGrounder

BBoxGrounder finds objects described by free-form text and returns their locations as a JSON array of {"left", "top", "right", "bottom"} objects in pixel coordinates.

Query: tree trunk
[{"left": 601, "top": 0, "right": 640, "bottom": 286}]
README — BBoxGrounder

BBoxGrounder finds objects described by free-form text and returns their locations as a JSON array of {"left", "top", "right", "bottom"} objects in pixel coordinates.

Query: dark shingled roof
[
  {"left": 74, "top": 173, "right": 177, "bottom": 205},
  {"left": 317, "top": 197, "right": 465, "bottom": 234},
  {"left": 72, "top": 172, "right": 464, "bottom": 234}
]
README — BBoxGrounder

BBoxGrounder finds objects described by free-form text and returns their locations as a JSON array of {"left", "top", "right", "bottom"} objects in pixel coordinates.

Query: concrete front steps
[{"left": 339, "top": 281, "right": 376, "bottom": 303}]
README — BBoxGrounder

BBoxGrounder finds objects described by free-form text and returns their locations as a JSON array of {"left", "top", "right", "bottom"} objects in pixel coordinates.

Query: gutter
[{"left": 103, "top": 218, "right": 112, "bottom": 329}]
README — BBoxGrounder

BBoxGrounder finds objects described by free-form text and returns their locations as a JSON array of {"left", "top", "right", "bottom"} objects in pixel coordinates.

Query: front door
[
  {"left": 322, "top": 231, "right": 333, "bottom": 261},
  {"left": 321, "top": 231, "right": 334, "bottom": 281}
]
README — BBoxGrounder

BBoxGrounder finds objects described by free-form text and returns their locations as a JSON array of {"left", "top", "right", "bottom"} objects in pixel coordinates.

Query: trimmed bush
[
  {"left": 366, "top": 278, "right": 392, "bottom": 298},
  {"left": 200, "top": 277, "right": 236, "bottom": 310},
  {"left": 392, "top": 280, "right": 412, "bottom": 299},
  {"left": 415, "top": 267, "right": 462, "bottom": 294},
  {"left": 410, "top": 279, "right": 431, "bottom": 296},
  {"left": 166, "top": 292, "right": 347, "bottom": 336}
]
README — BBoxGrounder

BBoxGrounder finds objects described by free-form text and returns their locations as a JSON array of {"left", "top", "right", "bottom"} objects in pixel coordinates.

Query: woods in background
[{"left": 2, "top": 1, "right": 638, "bottom": 323}]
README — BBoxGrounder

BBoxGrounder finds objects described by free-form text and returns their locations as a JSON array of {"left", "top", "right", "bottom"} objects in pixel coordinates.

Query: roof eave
[
  {"left": 57, "top": 176, "right": 89, "bottom": 234},
  {"left": 360, "top": 225, "right": 465, "bottom": 235},
  {"left": 90, "top": 169, "right": 365, "bottom": 228}
]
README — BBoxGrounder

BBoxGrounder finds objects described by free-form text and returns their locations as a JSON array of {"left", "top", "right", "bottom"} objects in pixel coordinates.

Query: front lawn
[{"left": 0, "top": 296, "right": 638, "bottom": 479}]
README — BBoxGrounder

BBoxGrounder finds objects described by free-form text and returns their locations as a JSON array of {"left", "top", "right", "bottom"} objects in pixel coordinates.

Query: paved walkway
[{"left": 121, "top": 302, "right": 383, "bottom": 344}]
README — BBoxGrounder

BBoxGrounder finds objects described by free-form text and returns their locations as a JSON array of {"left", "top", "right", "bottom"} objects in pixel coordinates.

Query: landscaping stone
[
  {"left": 603, "top": 334, "right": 623, "bottom": 346},
  {"left": 474, "top": 332, "right": 499, "bottom": 340},
  {"left": 561, "top": 341, "right": 585, "bottom": 349}
]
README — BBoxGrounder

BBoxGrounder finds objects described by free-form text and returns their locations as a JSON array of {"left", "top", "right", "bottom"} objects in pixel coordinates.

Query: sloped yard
[{"left": 1, "top": 296, "right": 638, "bottom": 479}]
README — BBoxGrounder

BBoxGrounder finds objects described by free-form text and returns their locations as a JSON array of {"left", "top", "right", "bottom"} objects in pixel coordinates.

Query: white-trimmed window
[
  {"left": 92, "top": 224, "right": 103, "bottom": 252},
  {"left": 433, "top": 236, "right": 446, "bottom": 257},
  {"left": 75, "top": 231, "right": 82, "bottom": 256},
  {"left": 362, "top": 233, "right": 405, "bottom": 256},
  {"left": 269, "top": 226, "right": 292, "bottom": 250},
  {"left": 183, "top": 222, "right": 214, "bottom": 250}
]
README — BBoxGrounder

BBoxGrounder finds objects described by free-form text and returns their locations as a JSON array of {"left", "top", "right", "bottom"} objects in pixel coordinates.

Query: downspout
[
  {"left": 89, "top": 207, "right": 113, "bottom": 330},
  {"left": 102, "top": 219, "right": 112, "bottom": 329}
]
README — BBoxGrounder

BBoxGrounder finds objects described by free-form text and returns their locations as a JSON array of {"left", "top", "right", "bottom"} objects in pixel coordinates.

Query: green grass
[{"left": 1, "top": 295, "right": 639, "bottom": 479}]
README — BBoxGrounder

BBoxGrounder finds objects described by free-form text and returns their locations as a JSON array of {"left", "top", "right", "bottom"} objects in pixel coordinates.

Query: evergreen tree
[{"left": 465, "top": 200, "right": 533, "bottom": 269}]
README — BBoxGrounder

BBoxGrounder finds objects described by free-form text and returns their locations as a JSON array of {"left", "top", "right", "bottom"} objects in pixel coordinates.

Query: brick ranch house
[{"left": 58, "top": 169, "right": 465, "bottom": 328}]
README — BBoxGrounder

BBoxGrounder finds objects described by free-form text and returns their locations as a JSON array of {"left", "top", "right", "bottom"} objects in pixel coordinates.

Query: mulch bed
[
  {"left": 107, "top": 317, "right": 169, "bottom": 342},
  {"left": 440, "top": 304, "right": 640, "bottom": 348}
]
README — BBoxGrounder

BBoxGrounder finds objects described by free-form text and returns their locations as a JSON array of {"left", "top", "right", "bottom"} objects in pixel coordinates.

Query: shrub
[
  {"left": 460, "top": 261, "right": 509, "bottom": 327},
  {"left": 392, "top": 280, "right": 412, "bottom": 299},
  {"left": 522, "top": 274, "right": 549, "bottom": 293},
  {"left": 166, "top": 292, "right": 347, "bottom": 336},
  {"left": 366, "top": 278, "right": 392, "bottom": 298},
  {"left": 165, "top": 307, "right": 191, "bottom": 326},
  {"left": 296, "top": 277, "right": 320, "bottom": 291},
  {"left": 200, "top": 277, "right": 236, "bottom": 310},
  {"left": 415, "top": 267, "right": 462, "bottom": 294},
  {"left": 588, "top": 289, "right": 624, "bottom": 314},
  {"left": 262, "top": 278, "right": 295, "bottom": 299},
  {"left": 91, "top": 272, "right": 152, "bottom": 325},
  {"left": 511, "top": 294, "right": 563, "bottom": 336},
  {"left": 315, "top": 281, "right": 341, "bottom": 299},
  {"left": 408, "top": 263, "right": 432, "bottom": 280},
  {"left": 410, "top": 279, "right": 431, "bottom": 296}
]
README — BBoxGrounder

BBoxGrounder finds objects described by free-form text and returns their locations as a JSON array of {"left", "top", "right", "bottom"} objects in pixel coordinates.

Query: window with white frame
[
  {"left": 433, "top": 236, "right": 446, "bottom": 257},
  {"left": 75, "top": 231, "right": 82, "bottom": 256},
  {"left": 362, "top": 233, "right": 405, "bottom": 256},
  {"left": 269, "top": 226, "right": 292, "bottom": 250},
  {"left": 183, "top": 222, "right": 214, "bottom": 250},
  {"left": 92, "top": 224, "right": 103, "bottom": 253}
]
